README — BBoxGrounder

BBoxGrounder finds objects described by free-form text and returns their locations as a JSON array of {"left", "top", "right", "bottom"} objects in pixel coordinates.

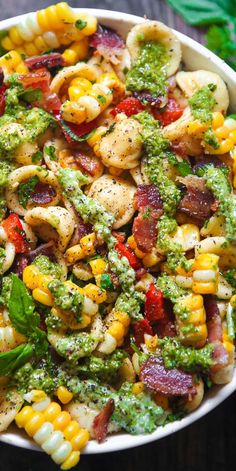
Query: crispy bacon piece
[
  {"left": 43, "top": 93, "right": 61, "bottom": 113},
  {"left": 134, "top": 184, "right": 163, "bottom": 211},
  {"left": 93, "top": 399, "right": 115, "bottom": 443},
  {"left": 30, "top": 182, "right": 56, "bottom": 205},
  {"left": 178, "top": 186, "right": 217, "bottom": 223},
  {"left": 133, "top": 185, "right": 163, "bottom": 252},
  {"left": 0, "top": 84, "right": 6, "bottom": 116},
  {"left": 0, "top": 67, "right": 4, "bottom": 86},
  {"left": 74, "top": 152, "right": 103, "bottom": 176},
  {"left": 89, "top": 25, "right": 124, "bottom": 64},
  {"left": 193, "top": 156, "right": 226, "bottom": 173},
  {"left": 135, "top": 267, "right": 147, "bottom": 281},
  {"left": 140, "top": 356, "right": 196, "bottom": 396},
  {"left": 204, "top": 295, "right": 228, "bottom": 372},
  {"left": 25, "top": 53, "right": 65, "bottom": 71},
  {"left": 133, "top": 91, "right": 167, "bottom": 109},
  {"left": 170, "top": 142, "right": 188, "bottom": 157}
]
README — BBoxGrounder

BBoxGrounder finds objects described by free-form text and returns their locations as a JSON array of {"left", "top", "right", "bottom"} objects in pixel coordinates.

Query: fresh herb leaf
[
  {"left": 32, "top": 150, "right": 43, "bottom": 163},
  {"left": 45, "top": 145, "right": 57, "bottom": 161},
  {"left": 227, "top": 114, "right": 236, "bottom": 120},
  {"left": 18, "top": 175, "right": 39, "bottom": 209},
  {"left": 0, "top": 343, "right": 33, "bottom": 376},
  {"left": 8, "top": 275, "right": 48, "bottom": 356},
  {"left": 60, "top": 119, "right": 96, "bottom": 142},
  {"left": 75, "top": 19, "right": 87, "bottom": 30},
  {"left": 206, "top": 24, "right": 236, "bottom": 70},
  {"left": 166, "top": 0, "right": 230, "bottom": 26},
  {"left": 168, "top": 154, "right": 193, "bottom": 176}
]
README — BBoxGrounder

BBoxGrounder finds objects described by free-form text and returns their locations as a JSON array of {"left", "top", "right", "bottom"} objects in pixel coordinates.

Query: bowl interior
[{"left": 0, "top": 8, "right": 236, "bottom": 454}]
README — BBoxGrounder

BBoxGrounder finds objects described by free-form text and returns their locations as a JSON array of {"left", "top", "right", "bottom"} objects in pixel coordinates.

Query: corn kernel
[
  {"left": 80, "top": 233, "right": 96, "bottom": 256},
  {"left": 32, "top": 288, "right": 54, "bottom": 306},
  {"left": 53, "top": 411, "right": 71, "bottom": 431},
  {"left": 57, "top": 386, "right": 73, "bottom": 405},
  {"left": 143, "top": 252, "right": 160, "bottom": 267},
  {"left": 187, "top": 120, "right": 208, "bottom": 135},
  {"left": 65, "top": 244, "right": 84, "bottom": 264},
  {"left": 23, "top": 265, "right": 39, "bottom": 290},
  {"left": 43, "top": 402, "right": 61, "bottom": 422},
  {"left": 212, "top": 112, "right": 225, "bottom": 129},
  {"left": 127, "top": 235, "right": 137, "bottom": 250},
  {"left": 61, "top": 101, "right": 86, "bottom": 125},
  {"left": 61, "top": 451, "right": 80, "bottom": 470},
  {"left": 71, "top": 429, "right": 90, "bottom": 451},
  {"left": 113, "top": 311, "right": 130, "bottom": 327},
  {"left": 107, "top": 321, "right": 125, "bottom": 341},
  {"left": 37, "top": 274, "right": 53, "bottom": 293},
  {"left": 192, "top": 281, "right": 216, "bottom": 294},
  {"left": 132, "top": 382, "right": 145, "bottom": 395},
  {"left": 15, "top": 406, "right": 34, "bottom": 428},
  {"left": 87, "top": 126, "right": 107, "bottom": 147},
  {"left": 83, "top": 283, "right": 107, "bottom": 303},
  {"left": 215, "top": 126, "right": 230, "bottom": 139},
  {"left": 89, "top": 258, "right": 107, "bottom": 275},
  {"left": 64, "top": 421, "right": 81, "bottom": 441},
  {"left": 229, "top": 129, "right": 236, "bottom": 144},
  {"left": 25, "top": 412, "right": 45, "bottom": 437}
]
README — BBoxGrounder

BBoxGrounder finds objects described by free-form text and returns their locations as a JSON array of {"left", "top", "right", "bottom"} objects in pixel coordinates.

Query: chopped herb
[
  {"left": 18, "top": 176, "right": 39, "bottom": 209},
  {"left": 45, "top": 145, "right": 57, "bottom": 161},
  {"left": 75, "top": 19, "right": 87, "bottom": 30}
]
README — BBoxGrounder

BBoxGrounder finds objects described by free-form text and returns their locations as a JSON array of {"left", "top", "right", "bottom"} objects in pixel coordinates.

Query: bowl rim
[{"left": 0, "top": 7, "right": 236, "bottom": 455}]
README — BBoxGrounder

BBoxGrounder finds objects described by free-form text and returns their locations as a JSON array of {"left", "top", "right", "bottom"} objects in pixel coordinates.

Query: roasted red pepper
[
  {"left": 2, "top": 214, "right": 29, "bottom": 253},
  {"left": 144, "top": 283, "right": 165, "bottom": 323},
  {"left": 18, "top": 68, "right": 51, "bottom": 93},
  {"left": 110, "top": 97, "right": 144, "bottom": 117},
  {"left": 115, "top": 241, "right": 141, "bottom": 270},
  {"left": 53, "top": 111, "right": 97, "bottom": 143},
  {"left": 133, "top": 318, "right": 153, "bottom": 346},
  {"left": 153, "top": 98, "right": 183, "bottom": 126}
]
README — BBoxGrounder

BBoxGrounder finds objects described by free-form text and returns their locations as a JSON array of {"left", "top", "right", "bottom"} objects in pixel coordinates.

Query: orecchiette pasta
[
  {"left": 126, "top": 21, "right": 181, "bottom": 76},
  {"left": 24, "top": 206, "right": 75, "bottom": 252},
  {"left": 1, "top": 5, "right": 236, "bottom": 462},
  {"left": 98, "top": 116, "right": 143, "bottom": 169},
  {"left": 6, "top": 165, "right": 61, "bottom": 216},
  {"left": 88, "top": 174, "right": 136, "bottom": 229}
]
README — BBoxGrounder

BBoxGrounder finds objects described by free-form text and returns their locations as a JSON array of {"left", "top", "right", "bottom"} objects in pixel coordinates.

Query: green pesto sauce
[
  {"left": 0, "top": 276, "right": 12, "bottom": 306},
  {"left": 59, "top": 168, "right": 144, "bottom": 321},
  {"left": 68, "top": 377, "right": 165, "bottom": 434},
  {"left": 48, "top": 279, "right": 83, "bottom": 320},
  {"left": 126, "top": 41, "right": 169, "bottom": 98},
  {"left": 54, "top": 332, "right": 101, "bottom": 362},
  {"left": 224, "top": 268, "right": 236, "bottom": 288},
  {"left": 156, "top": 273, "right": 187, "bottom": 303},
  {"left": 0, "top": 160, "right": 14, "bottom": 220},
  {"left": 203, "top": 127, "right": 220, "bottom": 149},
  {"left": 202, "top": 166, "right": 236, "bottom": 243},
  {"left": 189, "top": 83, "right": 217, "bottom": 123},
  {"left": 32, "top": 255, "right": 62, "bottom": 279},
  {"left": 159, "top": 337, "right": 214, "bottom": 370},
  {"left": 75, "top": 350, "right": 126, "bottom": 383},
  {"left": 135, "top": 112, "right": 181, "bottom": 216},
  {"left": 18, "top": 176, "right": 39, "bottom": 209}
]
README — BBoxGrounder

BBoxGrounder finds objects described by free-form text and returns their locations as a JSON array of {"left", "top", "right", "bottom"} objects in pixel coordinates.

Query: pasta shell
[
  {"left": 126, "top": 21, "right": 181, "bottom": 77},
  {"left": 50, "top": 63, "right": 100, "bottom": 95},
  {"left": 0, "top": 388, "right": 23, "bottom": 432},
  {"left": 88, "top": 174, "right": 136, "bottom": 229},
  {"left": 98, "top": 116, "right": 143, "bottom": 169},
  {"left": 65, "top": 402, "right": 120, "bottom": 437},
  {"left": 176, "top": 70, "right": 229, "bottom": 113},
  {"left": 24, "top": 206, "right": 75, "bottom": 252}
]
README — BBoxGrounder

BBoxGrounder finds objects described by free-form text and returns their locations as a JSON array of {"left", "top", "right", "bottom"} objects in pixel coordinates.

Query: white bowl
[{"left": 1, "top": 8, "right": 236, "bottom": 455}]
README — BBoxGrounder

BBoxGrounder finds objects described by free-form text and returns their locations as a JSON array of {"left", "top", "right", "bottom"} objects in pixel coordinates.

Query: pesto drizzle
[{"left": 59, "top": 168, "right": 144, "bottom": 320}]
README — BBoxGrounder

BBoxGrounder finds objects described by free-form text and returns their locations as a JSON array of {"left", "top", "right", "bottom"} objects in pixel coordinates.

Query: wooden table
[{"left": 0, "top": 1, "right": 235, "bottom": 470}]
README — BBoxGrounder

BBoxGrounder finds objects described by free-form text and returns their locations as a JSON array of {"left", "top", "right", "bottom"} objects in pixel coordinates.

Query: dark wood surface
[{"left": 0, "top": 1, "right": 235, "bottom": 470}]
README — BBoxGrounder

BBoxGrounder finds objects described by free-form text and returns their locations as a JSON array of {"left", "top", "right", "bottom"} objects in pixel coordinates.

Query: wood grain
[{"left": 0, "top": 1, "right": 234, "bottom": 470}]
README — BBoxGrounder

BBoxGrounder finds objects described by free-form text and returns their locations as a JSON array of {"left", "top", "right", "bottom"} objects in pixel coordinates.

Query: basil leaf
[
  {"left": 60, "top": 119, "right": 96, "bottom": 142},
  {"left": 0, "top": 343, "right": 33, "bottom": 375},
  {"left": 9, "top": 274, "right": 40, "bottom": 335},
  {"left": 168, "top": 154, "right": 192, "bottom": 176},
  {"left": 227, "top": 114, "right": 236, "bottom": 120},
  {"left": 166, "top": 0, "right": 230, "bottom": 25}
]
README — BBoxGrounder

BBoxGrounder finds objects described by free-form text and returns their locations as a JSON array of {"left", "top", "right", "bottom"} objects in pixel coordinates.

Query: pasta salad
[{"left": 0, "top": 2, "right": 235, "bottom": 468}]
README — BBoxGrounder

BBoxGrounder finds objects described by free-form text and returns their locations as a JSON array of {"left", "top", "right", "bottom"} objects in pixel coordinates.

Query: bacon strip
[
  {"left": 93, "top": 399, "right": 115, "bottom": 443},
  {"left": 178, "top": 186, "right": 217, "bottom": 223},
  {"left": 89, "top": 26, "right": 124, "bottom": 64},
  {"left": 204, "top": 295, "right": 228, "bottom": 372},
  {"left": 30, "top": 182, "right": 56, "bottom": 205},
  {"left": 133, "top": 185, "right": 163, "bottom": 252},
  {"left": 74, "top": 152, "right": 103, "bottom": 176},
  {"left": 140, "top": 356, "right": 196, "bottom": 396},
  {"left": 139, "top": 356, "right": 196, "bottom": 396},
  {"left": 25, "top": 53, "right": 65, "bottom": 71}
]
